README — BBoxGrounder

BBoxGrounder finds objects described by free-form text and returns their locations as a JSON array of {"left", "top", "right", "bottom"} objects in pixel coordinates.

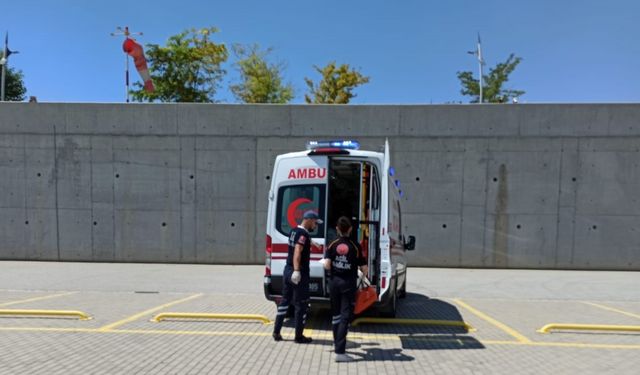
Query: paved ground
[{"left": 0, "top": 261, "right": 638, "bottom": 374}]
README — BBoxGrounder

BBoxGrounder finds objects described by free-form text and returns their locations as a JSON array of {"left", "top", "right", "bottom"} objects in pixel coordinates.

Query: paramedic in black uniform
[
  {"left": 322, "top": 216, "right": 368, "bottom": 362},
  {"left": 272, "top": 210, "right": 322, "bottom": 343}
]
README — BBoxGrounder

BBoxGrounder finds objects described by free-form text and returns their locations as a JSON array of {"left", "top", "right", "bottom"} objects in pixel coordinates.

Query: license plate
[{"left": 309, "top": 283, "right": 319, "bottom": 292}]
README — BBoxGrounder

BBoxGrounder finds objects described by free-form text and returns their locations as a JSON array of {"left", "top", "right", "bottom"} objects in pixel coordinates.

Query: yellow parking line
[
  {"left": 0, "top": 327, "right": 96, "bottom": 333},
  {"left": 97, "top": 293, "right": 203, "bottom": 331},
  {"left": 302, "top": 309, "right": 316, "bottom": 337},
  {"left": 583, "top": 302, "right": 640, "bottom": 320},
  {"left": 0, "top": 326, "right": 639, "bottom": 349},
  {"left": 116, "top": 329, "right": 334, "bottom": 340},
  {"left": 453, "top": 298, "right": 532, "bottom": 343},
  {"left": 0, "top": 292, "right": 77, "bottom": 307},
  {"left": 494, "top": 340, "right": 640, "bottom": 350}
]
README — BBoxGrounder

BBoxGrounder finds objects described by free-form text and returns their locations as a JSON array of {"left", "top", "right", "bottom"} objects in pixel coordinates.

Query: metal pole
[
  {"left": 125, "top": 53, "right": 129, "bottom": 103},
  {"left": 1, "top": 63, "right": 5, "bottom": 102},
  {"left": 1, "top": 33, "right": 6, "bottom": 101},
  {"left": 111, "top": 26, "right": 142, "bottom": 103},
  {"left": 477, "top": 34, "right": 483, "bottom": 104}
]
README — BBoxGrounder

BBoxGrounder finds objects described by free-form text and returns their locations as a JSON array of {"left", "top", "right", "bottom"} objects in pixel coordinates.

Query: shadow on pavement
[
  {"left": 305, "top": 292, "right": 485, "bottom": 352},
  {"left": 350, "top": 348, "right": 415, "bottom": 362},
  {"left": 353, "top": 292, "right": 475, "bottom": 335},
  {"left": 399, "top": 334, "right": 484, "bottom": 350}
]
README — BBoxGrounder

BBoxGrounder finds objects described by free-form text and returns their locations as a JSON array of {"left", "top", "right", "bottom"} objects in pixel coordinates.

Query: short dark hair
[{"left": 336, "top": 216, "right": 352, "bottom": 234}]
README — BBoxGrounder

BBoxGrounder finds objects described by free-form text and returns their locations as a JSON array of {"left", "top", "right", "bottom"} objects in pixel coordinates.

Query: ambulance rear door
[{"left": 268, "top": 155, "right": 328, "bottom": 299}]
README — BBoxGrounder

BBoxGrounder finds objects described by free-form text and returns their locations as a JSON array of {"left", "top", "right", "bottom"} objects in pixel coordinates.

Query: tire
[
  {"left": 378, "top": 279, "right": 397, "bottom": 318},
  {"left": 398, "top": 275, "right": 407, "bottom": 299}
]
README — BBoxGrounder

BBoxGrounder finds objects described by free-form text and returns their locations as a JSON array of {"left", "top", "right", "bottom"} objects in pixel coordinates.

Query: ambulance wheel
[
  {"left": 378, "top": 281, "right": 397, "bottom": 318},
  {"left": 398, "top": 276, "right": 407, "bottom": 299}
]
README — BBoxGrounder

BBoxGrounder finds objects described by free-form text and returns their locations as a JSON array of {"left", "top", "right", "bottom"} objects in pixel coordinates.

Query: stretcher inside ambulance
[{"left": 264, "top": 140, "right": 415, "bottom": 317}]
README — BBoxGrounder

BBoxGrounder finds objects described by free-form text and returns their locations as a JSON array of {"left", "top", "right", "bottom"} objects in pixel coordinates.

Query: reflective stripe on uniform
[{"left": 332, "top": 315, "right": 342, "bottom": 325}]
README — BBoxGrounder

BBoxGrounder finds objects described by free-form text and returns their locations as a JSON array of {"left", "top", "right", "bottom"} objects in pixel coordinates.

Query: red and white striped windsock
[{"left": 123, "top": 38, "right": 154, "bottom": 92}]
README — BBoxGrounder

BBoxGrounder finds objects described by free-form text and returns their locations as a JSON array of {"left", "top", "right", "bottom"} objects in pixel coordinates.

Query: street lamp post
[
  {"left": 467, "top": 33, "right": 485, "bottom": 104},
  {"left": 1, "top": 32, "right": 19, "bottom": 102},
  {"left": 0, "top": 55, "right": 6, "bottom": 102}
]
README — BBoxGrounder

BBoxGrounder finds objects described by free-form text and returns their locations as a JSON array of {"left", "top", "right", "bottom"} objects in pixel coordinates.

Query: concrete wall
[{"left": 0, "top": 103, "right": 639, "bottom": 270}]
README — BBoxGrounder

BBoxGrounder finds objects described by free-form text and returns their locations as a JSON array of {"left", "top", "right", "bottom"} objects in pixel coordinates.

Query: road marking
[
  {"left": 97, "top": 293, "right": 203, "bottom": 331},
  {"left": 0, "top": 327, "right": 96, "bottom": 333},
  {"left": 0, "top": 326, "right": 638, "bottom": 350},
  {"left": 0, "top": 292, "right": 77, "bottom": 307},
  {"left": 583, "top": 302, "right": 640, "bottom": 320},
  {"left": 453, "top": 298, "right": 532, "bottom": 343}
]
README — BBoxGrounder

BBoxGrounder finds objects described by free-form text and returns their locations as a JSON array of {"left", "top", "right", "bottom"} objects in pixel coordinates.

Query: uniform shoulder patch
[{"left": 297, "top": 234, "right": 306, "bottom": 245}]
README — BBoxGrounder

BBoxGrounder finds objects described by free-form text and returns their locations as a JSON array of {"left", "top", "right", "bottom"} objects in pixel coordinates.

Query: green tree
[
  {"left": 130, "top": 27, "right": 228, "bottom": 103},
  {"left": 2, "top": 65, "right": 27, "bottom": 101},
  {"left": 230, "top": 44, "right": 294, "bottom": 104},
  {"left": 457, "top": 53, "right": 524, "bottom": 103},
  {"left": 304, "top": 62, "right": 370, "bottom": 104}
]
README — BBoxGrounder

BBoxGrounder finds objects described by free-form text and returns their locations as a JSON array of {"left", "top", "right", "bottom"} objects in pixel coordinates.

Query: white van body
[{"left": 263, "top": 140, "right": 415, "bottom": 316}]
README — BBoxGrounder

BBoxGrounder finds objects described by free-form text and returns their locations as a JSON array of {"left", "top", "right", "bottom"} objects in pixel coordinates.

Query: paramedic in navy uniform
[
  {"left": 272, "top": 210, "right": 322, "bottom": 343},
  {"left": 322, "top": 216, "right": 368, "bottom": 362}
]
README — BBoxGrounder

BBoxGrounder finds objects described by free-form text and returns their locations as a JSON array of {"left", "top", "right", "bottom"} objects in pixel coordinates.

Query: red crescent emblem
[
  {"left": 286, "top": 198, "right": 312, "bottom": 229},
  {"left": 337, "top": 243, "right": 349, "bottom": 255}
]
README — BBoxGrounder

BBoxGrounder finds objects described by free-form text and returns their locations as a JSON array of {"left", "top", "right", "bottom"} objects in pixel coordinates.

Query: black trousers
[
  {"left": 329, "top": 276, "right": 356, "bottom": 354},
  {"left": 273, "top": 268, "right": 309, "bottom": 339}
]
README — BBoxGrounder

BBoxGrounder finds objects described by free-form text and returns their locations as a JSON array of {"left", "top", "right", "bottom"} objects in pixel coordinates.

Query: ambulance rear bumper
[{"left": 264, "top": 275, "right": 329, "bottom": 304}]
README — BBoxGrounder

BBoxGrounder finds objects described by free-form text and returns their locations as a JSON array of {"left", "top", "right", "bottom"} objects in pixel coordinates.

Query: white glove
[
  {"left": 291, "top": 271, "right": 301, "bottom": 285},
  {"left": 362, "top": 276, "right": 371, "bottom": 288},
  {"left": 357, "top": 270, "right": 371, "bottom": 288}
]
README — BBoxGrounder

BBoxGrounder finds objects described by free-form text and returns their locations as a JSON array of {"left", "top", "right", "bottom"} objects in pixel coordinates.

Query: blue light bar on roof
[{"left": 306, "top": 140, "right": 360, "bottom": 150}]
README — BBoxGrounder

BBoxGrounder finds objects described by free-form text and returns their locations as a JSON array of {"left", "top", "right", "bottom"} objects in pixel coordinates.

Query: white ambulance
[{"left": 263, "top": 140, "right": 415, "bottom": 317}]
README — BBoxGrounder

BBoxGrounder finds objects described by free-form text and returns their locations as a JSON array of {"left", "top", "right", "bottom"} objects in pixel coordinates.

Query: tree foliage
[
  {"left": 230, "top": 44, "right": 293, "bottom": 104},
  {"left": 457, "top": 53, "right": 524, "bottom": 103},
  {"left": 130, "top": 27, "right": 228, "bottom": 103},
  {"left": 2, "top": 65, "right": 27, "bottom": 101},
  {"left": 304, "top": 62, "right": 370, "bottom": 104}
]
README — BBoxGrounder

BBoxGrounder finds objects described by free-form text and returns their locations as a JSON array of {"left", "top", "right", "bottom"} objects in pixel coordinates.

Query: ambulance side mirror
[{"left": 404, "top": 235, "right": 416, "bottom": 251}]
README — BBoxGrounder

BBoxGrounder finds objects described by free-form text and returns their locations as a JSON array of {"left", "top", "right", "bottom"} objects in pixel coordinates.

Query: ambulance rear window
[{"left": 276, "top": 184, "right": 326, "bottom": 237}]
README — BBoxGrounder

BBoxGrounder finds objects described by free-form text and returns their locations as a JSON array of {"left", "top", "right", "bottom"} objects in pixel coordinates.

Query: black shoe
[
  {"left": 272, "top": 333, "right": 283, "bottom": 342},
  {"left": 294, "top": 335, "right": 312, "bottom": 344}
]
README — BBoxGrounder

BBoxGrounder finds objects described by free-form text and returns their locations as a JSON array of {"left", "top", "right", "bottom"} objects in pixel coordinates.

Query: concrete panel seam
[{"left": 53, "top": 125, "right": 61, "bottom": 260}]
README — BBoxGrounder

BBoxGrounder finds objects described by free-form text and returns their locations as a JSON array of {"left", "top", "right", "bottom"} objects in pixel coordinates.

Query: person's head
[
  {"left": 336, "top": 216, "right": 352, "bottom": 237},
  {"left": 301, "top": 210, "right": 323, "bottom": 231}
]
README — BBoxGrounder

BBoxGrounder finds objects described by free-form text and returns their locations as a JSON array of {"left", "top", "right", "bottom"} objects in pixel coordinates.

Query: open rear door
[{"left": 378, "top": 139, "right": 391, "bottom": 300}]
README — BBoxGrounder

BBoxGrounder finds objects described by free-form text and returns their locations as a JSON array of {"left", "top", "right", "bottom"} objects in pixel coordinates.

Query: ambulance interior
[{"left": 326, "top": 159, "right": 380, "bottom": 286}]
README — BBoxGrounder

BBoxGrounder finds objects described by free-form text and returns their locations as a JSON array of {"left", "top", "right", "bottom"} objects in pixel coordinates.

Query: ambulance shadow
[{"left": 356, "top": 292, "right": 485, "bottom": 351}]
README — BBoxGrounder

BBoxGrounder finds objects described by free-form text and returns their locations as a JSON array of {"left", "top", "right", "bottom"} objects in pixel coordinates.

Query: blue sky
[{"left": 3, "top": 0, "right": 639, "bottom": 103}]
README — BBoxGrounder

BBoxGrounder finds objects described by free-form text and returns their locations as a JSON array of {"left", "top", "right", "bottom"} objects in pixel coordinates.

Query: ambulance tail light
[
  {"left": 381, "top": 276, "right": 386, "bottom": 289},
  {"left": 265, "top": 235, "right": 272, "bottom": 276}
]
